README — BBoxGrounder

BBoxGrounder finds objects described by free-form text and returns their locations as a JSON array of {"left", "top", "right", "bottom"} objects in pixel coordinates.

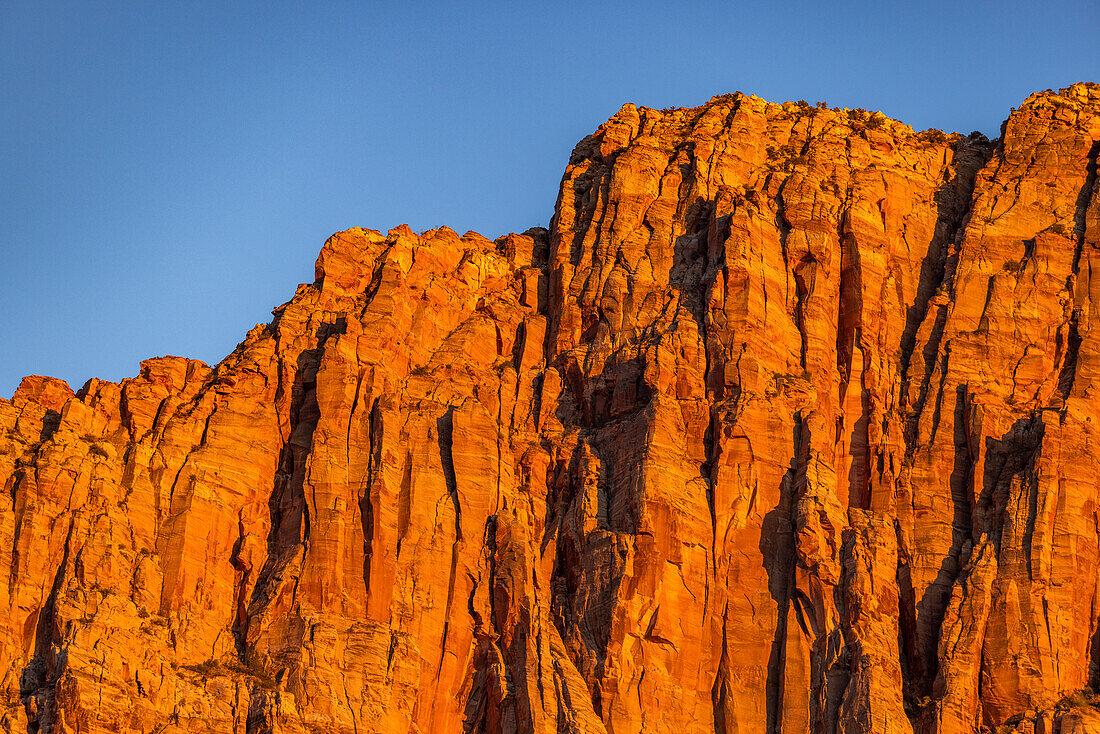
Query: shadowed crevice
[
  {"left": 914, "top": 384, "right": 978, "bottom": 698},
  {"left": 437, "top": 405, "right": 462, "bottom": 543},
  {"left": 1060, "top": 141, "right": 1100, "bottom": 401},
  {"left": 361, "top": 398, "right": 382, "bottom": 596},
  {"left": 900, "top": 135, "right": 992, "bottom": 458},
  {"left": 761, "top": 411, "right": 805, "bottom": 734},
  {"left": 19, "top": 519, "right": 75, "bottom": 734}
]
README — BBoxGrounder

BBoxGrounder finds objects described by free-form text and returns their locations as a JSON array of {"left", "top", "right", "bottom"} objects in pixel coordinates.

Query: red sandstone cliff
[{"left": 2, "top": 84, "right": 1100, "bottom": 733}]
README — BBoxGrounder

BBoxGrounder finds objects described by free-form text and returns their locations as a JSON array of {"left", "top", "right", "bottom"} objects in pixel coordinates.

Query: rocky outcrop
[{"left": 2, "top": 84, "right": 1100, "bottom": 733}]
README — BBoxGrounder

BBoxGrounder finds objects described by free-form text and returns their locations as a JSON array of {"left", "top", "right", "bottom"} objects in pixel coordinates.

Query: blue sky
[{"left": 2, "top": 1, "right": 1098, "bottom": 398}]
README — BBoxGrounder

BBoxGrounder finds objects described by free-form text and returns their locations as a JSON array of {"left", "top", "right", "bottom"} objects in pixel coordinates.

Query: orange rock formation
[{"left": 2, "top": 84, "right": 1100, "bottom": 733}]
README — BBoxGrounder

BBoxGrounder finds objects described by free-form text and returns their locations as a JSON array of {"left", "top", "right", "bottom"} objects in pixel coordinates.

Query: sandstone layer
[{"left": 3, "top": 84, "right": 1100, "bottom": 733}]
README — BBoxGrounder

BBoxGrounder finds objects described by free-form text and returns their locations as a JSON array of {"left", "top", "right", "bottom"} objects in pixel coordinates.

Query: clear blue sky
[{"left": 2, "top": 1, "right": 1098, "bottom": 398}]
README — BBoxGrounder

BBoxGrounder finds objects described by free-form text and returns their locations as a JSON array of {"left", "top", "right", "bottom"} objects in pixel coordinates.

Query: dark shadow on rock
[
  {"left": 19, "top": 520, "right": 75, "bottom": 734},
  {"left": 899, "top": 135, "right": 993, "bottom": 453},
  {"left": 912, "top": 384, "right": 978, "bottom": 700},
  {"left": 38, "top": 410, "right": 61, "bottom": 443},
  {"left": 760, "top": 413, "right": 804, "bottom": 734}
]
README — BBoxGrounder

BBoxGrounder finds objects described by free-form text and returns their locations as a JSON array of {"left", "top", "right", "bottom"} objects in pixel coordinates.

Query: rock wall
[{"left": 2, "top": 83, "right": 1100, "bottom": 733}]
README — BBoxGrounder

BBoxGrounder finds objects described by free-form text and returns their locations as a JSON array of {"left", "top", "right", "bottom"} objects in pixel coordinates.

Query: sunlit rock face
[{"left": 2, "top": 83, "right": 1100, "bottom": 734}]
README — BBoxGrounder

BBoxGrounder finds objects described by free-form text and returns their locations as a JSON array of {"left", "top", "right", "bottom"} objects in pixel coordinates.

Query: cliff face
[{"left": 2, "top": 84, "right": 1100, "bottom": 734}]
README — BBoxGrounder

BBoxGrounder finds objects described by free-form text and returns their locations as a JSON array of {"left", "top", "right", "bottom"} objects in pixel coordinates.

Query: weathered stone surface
[{"left": 2, "top": 84, "right": 1100, "bottom": 733}]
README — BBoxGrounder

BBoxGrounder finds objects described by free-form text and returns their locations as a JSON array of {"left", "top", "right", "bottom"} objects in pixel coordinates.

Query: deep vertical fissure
[
  {"left": 361, "top": 398, "right": 382, "bottom": 595},
  {"left": 1072, "top": 141, "right": 1099, "bottom": 274},
  {"left": 764, "top": 411, "right": 805, "bottom": 734},
  {"left": 1060, "top": 141, "right": 1099, "bottom": 400},
  {"left": 438, "top": 406, "right": 462, "bottom": 543},
  {"left": 712, "top": 604, "right": 730, "bottom": 733},
  {"left": 20, "top": 519, "right": 76, "bottom": 733},
  {"left": 900, "top": 137, "right": 992, "bottom": 466},
  {"left": 836, "top": 212, "right": 869, "bottom": 509}
]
